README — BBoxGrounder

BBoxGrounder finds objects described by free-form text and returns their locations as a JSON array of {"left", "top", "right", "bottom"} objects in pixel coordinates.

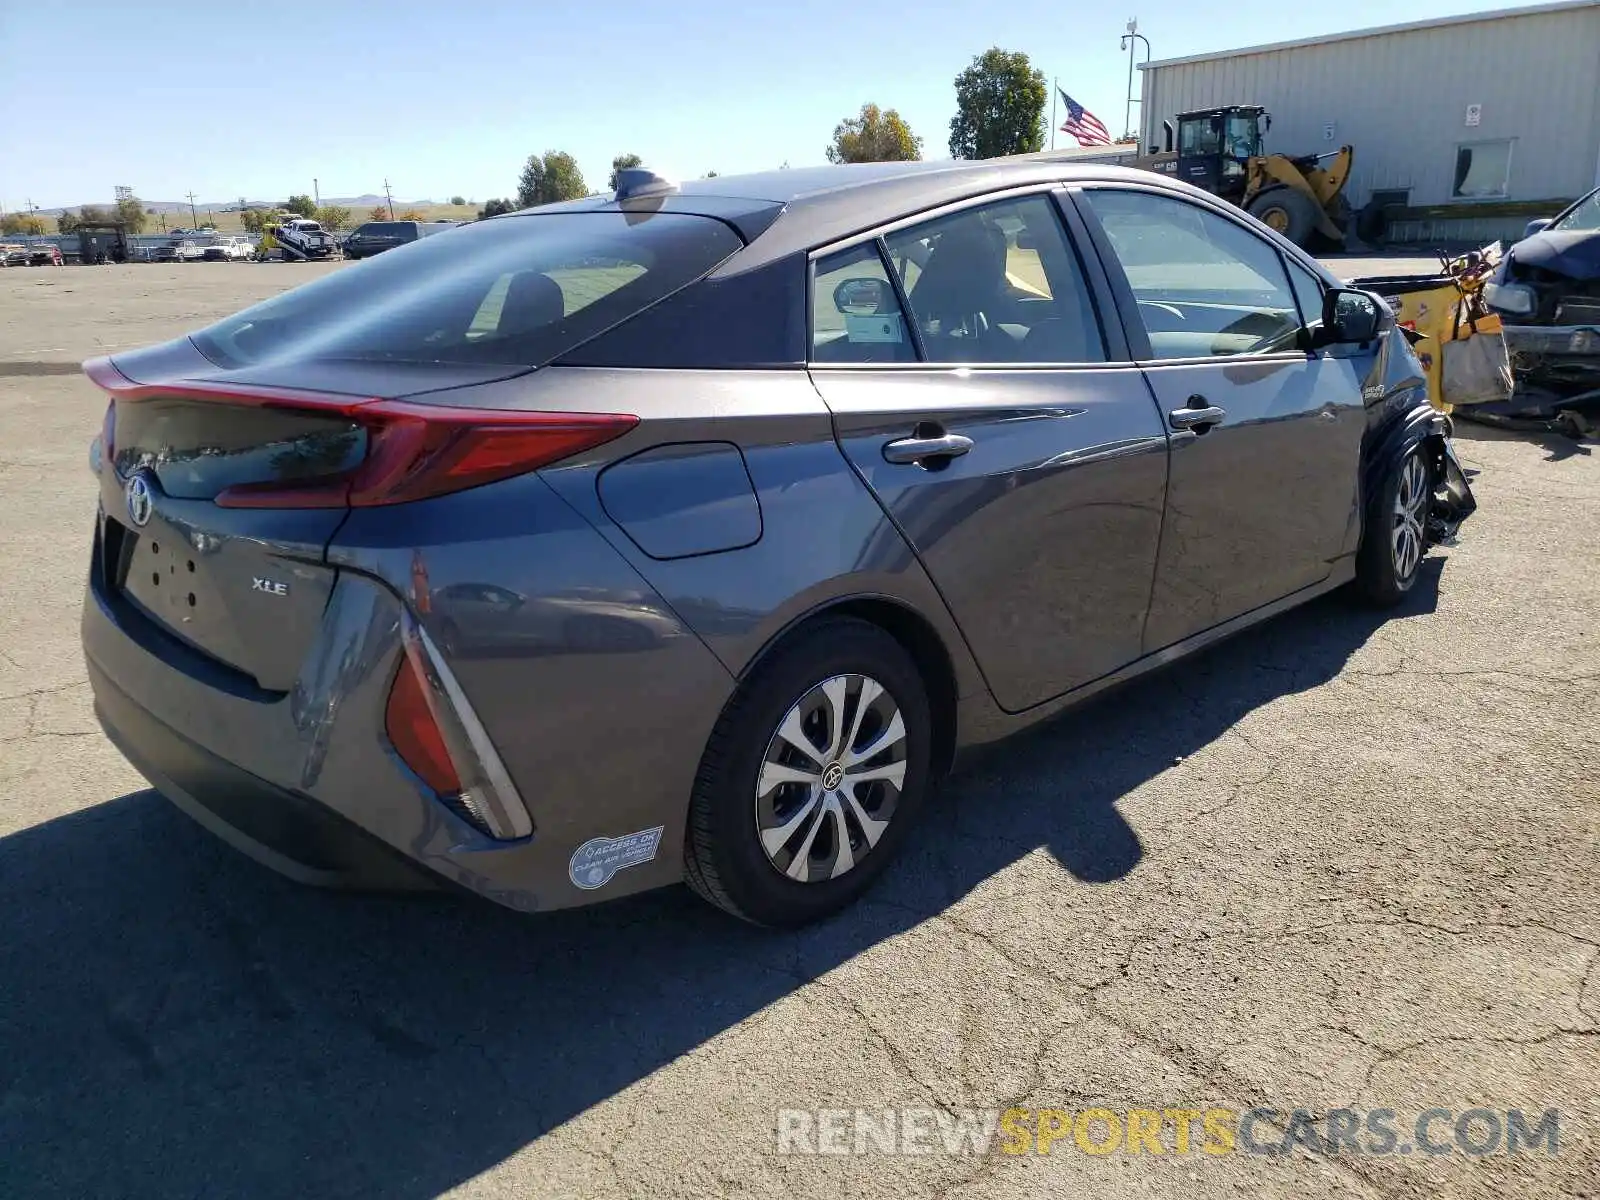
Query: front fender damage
[{"left": 1361, "top": 325, "right": 1477, "bottom": 546}]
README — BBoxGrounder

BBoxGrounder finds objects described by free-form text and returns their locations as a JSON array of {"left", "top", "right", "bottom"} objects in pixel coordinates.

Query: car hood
[{"left": 1509, "top": 228, "right": 1600, "bottom": 280}]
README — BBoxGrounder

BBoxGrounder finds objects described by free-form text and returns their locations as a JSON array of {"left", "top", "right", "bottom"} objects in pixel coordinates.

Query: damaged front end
[
  {"left": 1367, "top": 324, "right": 1478, "bottom": 544},
  {"left": 1482, "top": 197, "right": 1600, "bottom": 436}
]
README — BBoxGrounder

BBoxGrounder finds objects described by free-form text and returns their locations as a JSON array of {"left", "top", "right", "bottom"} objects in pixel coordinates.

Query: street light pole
[{"left": 1120, "top": 20, "right": 1152, "bottom": 143}]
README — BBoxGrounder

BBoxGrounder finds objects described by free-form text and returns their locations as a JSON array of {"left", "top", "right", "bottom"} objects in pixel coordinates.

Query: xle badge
[{"left": 569, "top": 827, "right": 665, "bottom": 890}]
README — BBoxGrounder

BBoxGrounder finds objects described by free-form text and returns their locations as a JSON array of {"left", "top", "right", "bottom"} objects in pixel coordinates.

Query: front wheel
[
  {"left": 1355, "top": 445, "right": 1433, "bottom": 606},
  {"left": 683, "top": 618, "right": 932, "bottom": 926}
]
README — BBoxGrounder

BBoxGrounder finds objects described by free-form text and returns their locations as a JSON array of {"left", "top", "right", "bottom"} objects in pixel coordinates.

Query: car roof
[{"left": 507, "top": 157, "right": 1173, "bottom": 271}]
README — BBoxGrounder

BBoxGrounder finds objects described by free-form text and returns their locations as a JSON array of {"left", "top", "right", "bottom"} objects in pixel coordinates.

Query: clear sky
[{"left": 0, "top": 0, "right": 1527, "bottom": 211}]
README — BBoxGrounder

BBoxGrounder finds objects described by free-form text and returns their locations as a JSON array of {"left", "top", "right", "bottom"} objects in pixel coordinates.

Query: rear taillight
[
  {"left": 384, "top": 615, "right": 534, "bottom": 841},
  {"left": 385, "top": 643, "right": 461, "bottom": 795},
  {"left": 80, "top": 356, "right": 635, "bottom": 509},
  {"left": 89, "top": 399, "right": 114, "bottom": 475},
  {"left": 218, "top": 403, "right": 636, "bottom": 509}
]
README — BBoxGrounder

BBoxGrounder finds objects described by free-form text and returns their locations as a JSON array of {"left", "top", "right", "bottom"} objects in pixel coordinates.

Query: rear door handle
[
  {"left": 1169, "top": 404, "right": 1227, "bottom": 431},
  {"left": 883, "top": 433, "right": 974, "bottom": 464}
]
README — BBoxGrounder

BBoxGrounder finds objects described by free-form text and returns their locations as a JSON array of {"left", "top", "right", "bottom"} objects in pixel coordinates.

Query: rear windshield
[{"left": 193, "top": 213, "right": 743, "bottom": 369}]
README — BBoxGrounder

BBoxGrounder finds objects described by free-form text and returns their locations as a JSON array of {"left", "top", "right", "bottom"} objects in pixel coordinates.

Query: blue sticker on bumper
[{"left": 569, "top": 827, "right": 665, "bottom": 890}]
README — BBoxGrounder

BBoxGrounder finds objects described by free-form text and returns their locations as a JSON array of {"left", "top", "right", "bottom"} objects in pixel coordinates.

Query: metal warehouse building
[{"left": 1138, "top": 0, "right": 1600, "bottom": 243}]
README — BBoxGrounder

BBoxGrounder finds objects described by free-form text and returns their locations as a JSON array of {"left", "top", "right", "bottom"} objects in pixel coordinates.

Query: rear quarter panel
[{"left": 507, "top": 367, "right": 987, "bottom": 699}]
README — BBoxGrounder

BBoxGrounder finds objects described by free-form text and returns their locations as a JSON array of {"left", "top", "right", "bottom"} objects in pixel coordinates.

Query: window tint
[
  {"left": 811, "top": 243, "right": 915, "bottom": 364},
  {"left": 1083, "top": 189, "right": 1302, "bottom": 359},
  {"left": 192, "top": 212, "right": 741, "bottom": 369},
  {"left": 882, "top": 194, "right": 1105, "bottom": 364}
]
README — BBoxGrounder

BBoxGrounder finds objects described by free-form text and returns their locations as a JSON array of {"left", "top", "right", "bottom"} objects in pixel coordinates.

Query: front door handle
[
  {"left": 883, "top": 432, "right": 975, "bottom": 464},
  {"left": 1169, "top": 404, "right": 1227, "bottom": 431}
]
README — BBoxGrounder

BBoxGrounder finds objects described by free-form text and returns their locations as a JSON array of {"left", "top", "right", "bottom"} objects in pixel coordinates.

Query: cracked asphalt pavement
[{"left": 2, "top": 263, "right": 1597, "bottom": 1199}]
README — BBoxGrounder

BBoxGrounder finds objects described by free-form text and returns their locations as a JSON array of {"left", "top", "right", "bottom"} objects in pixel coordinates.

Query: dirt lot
[{"left": 1, "top": 264, "right": 1597, "bottom": 1199}]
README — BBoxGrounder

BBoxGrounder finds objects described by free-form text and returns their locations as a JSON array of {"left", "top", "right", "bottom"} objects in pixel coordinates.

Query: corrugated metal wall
[{"left": 1141, "top": 5, "right": 1600, "bottom": 219}]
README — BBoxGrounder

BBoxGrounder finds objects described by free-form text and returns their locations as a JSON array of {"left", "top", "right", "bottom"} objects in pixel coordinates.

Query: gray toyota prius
[{"left": 81, "top": 159, "right": 1475, "bottom": 925}]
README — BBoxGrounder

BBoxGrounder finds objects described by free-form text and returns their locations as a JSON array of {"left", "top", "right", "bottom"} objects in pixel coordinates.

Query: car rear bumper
[{"left": 90, "top": 655, "right": 434, "bottom": 891}]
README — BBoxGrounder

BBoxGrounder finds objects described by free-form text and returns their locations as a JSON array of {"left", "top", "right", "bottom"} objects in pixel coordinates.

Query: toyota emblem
[{"left": 125, "top": 473, "right": 154, "bottom": 527}]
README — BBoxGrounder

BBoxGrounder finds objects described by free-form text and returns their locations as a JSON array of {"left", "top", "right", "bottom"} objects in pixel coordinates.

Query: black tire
[
  {"left": 1247, "top": 187, "right": 1319, "bottom": 247},
  {"left": 1355, "top": 444, "right": 1433, "bottom": 607},
  {"left": 683, "top": 617, "right": 932, "bottom": 927}
]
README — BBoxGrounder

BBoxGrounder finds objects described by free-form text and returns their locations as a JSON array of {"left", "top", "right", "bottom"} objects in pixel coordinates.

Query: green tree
[
  {"left": 517, "top": 151, "right": 587, "bottom": 208},
  {"left": 240, "top": 208, "right": 269, "bottom": 235},
  {"left": 316, "top": 204, "right": 353, "bottom": 232},
  {"left": 1, "top": 213, "right": 46, "bottom": 235},
  {"left": 449, "top": 195, "right": 466, "bottom": 206},
  {"left": 114, "top": 195, "right": 147, "bottom": 234},
  {"left": 284, "top": 194, "right": 317, "bottom": 218},
  {"left": 608, "top": 153, "right": 643, "bottom": 191},
  {"left": 826, "top": 103, "right": 923, "bottom": 164},
  {"left": 477, "top": 198, "right": 516, "bottom": 220},
  {"left": 948, "top": 48, "right": 1048, "bottom": 160}
]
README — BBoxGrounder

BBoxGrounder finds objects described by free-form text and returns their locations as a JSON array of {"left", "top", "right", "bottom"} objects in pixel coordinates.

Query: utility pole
[
  {"left": 186, "top": 190, "right": 199, "bottom": 228},
  {"left": 1120, "top": 19, "right": 1152, "bottom": 143},
  {"left": 383, "top": 178, "right": 395, "bottom": 220},
  {"left": 1051, "top": 79, "right": 1058, "bottom": 151},
  {"left": 313, "top": 177, "right": 320, "bottom": 208}
]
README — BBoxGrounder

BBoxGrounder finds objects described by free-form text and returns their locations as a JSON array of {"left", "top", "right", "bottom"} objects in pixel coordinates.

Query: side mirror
[
  {"left": 1522, "top": 218, "right": 1552, "bottom": 240},
  {"left": 833, "top": 276, "right": 894, "bottom": 315},
  {"left": 1320, "top": 288, "right": 1384, "bottom": 346}
]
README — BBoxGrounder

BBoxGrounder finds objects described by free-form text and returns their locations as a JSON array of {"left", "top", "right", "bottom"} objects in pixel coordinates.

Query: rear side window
[{"left": 193, "top": 213, "right": 742, "bottom": 369}]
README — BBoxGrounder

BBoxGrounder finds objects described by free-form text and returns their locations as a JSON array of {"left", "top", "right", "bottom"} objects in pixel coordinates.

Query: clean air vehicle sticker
[{"left": 569, "top": 826, "right": 665, "bottom": 890}]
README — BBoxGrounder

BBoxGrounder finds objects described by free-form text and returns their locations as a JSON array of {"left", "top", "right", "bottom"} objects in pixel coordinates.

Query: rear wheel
[
  {"left": 1247, "top": 187, "right": 1319, "bottom": 247},
  {"left": 683, "top": 618, "right": 932, "bottom": 926},
  {"left": 1356, "top": 445, "right": 1433, "bottom": 606}
]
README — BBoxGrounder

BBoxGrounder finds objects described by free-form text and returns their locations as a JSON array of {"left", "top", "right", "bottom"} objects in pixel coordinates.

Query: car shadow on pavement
[{"left": 0, "top": 570, "right": 1441, "bottom": 1199}]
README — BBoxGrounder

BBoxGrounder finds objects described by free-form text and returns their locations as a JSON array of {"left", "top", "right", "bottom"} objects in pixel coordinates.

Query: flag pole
[{"left": 1051, "top": 78, "right": 1058, "bottom": 150}]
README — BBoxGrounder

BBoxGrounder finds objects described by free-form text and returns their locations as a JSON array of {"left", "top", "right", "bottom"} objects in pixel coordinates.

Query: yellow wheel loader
[{"left": 1135, "top": 105, "right": 1353, "bottom": 248}]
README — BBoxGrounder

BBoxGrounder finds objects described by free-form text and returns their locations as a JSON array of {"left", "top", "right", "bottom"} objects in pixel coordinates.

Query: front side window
[
  {"left": 881, "top": 194, "right": 1105, "bottom": 364},
  {"left": 1453, "top": 140, "right": 1513, "bottom": 199},
  {"left": 1552, "top": 187, "right": 1600, "bottom": 232},
  {"left": 1286, "top": 259, "right": 1327, "bottom": 334},
  {"left": 1082, "top": 188, "right": 1302, "bottom": 359}
]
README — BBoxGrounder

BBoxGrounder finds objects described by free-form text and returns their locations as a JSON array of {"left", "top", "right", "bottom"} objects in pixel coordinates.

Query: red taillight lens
[
  {"left": 80, "top": 358, "right": 636, "bottom": 510},
  {"left": 218, "top": 404, "right": 636, "bottom": 509},
  {"left": 384, "top": 647, "right": 462, "bottom": 794}
]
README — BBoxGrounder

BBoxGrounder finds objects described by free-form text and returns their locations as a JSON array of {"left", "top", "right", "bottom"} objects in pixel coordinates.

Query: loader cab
[{"left": 1175, "top": 105, "right": 1269, "bottom": 202}]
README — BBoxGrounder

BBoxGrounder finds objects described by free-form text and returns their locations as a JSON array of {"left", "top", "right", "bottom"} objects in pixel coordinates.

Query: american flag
[{"left": 1059, "top": 89, "right": 1111, "bottom": 147}]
